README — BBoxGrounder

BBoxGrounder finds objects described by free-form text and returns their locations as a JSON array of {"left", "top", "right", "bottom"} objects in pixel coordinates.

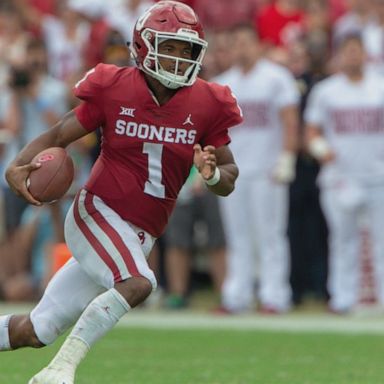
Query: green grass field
[{"left": 1, "top": 323, "right": 384, "bottom": 384}]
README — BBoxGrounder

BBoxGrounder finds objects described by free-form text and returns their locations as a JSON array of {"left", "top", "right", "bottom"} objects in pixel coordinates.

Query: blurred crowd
[{"left": 0, "top": 0, "right": 383, "bottom": 315}]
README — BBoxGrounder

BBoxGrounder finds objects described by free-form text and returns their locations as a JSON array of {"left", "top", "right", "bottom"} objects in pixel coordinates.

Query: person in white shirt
[
  {"left": 332, "top": 0, "right": 373, "bottom": 48},
  {"left": 214, "top": 24, "right": 300, "bottom": 313},
  {"left": 305, "top": 33, "right": 384, "bottom": 313}
]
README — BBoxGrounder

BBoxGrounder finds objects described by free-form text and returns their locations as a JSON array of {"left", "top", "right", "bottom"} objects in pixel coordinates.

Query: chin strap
[
  {"left": 156, "top": 64, "right": 195, "bottom": 89},
  {"left": 157, "top": 69, "right": 187, "bottom": 89}
]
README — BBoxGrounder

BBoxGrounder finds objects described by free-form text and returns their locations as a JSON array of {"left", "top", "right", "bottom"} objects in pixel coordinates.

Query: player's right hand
[{"left": 5, "top": 162, "right": 42, "bottom": 206}]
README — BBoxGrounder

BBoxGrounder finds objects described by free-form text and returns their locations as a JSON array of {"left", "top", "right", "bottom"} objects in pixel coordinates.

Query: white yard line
[
  {"left": 117, "top": 310, "right": 384, "bottom": 334},
  {"left": 1, "top": 303, "right": 384, "bottom": 334}
]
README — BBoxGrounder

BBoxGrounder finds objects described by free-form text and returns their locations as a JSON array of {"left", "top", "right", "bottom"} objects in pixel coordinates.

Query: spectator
[
  {"left": 305, "top": 34, "right": 384, "bottom": 313},
  {"left": 202, "top": 30, "right": 236, "bottom": 79},
  {"left": 194, "top": 0, "right": 259, "bottom": 32},
  {"left": 27, "top": 0, "right": 56, "bottom": 16},
  {"left": 0, "top": 201, "right": 69, "bottom": 302},
  {"left": 254, "top": 0, "right": 305, "bottom": 47},
  {"left": 67, "top": 0, "right": 113, "bottom": 70},
  {"left": 0, "top": 135, "right": 90, "bottom": 302},
  {"left": 286, "top": 39, "right": 329, "bottom": 305},
  {"left": 23, "top": 0, "right": 58, "bottom": 39},
  {"left": 304, "top": 0, "right": 331, "bottom": 47},
  {"left": 0, "top": 85, "right": 21, "bottom": 240},
  {"left": 0, "top": 3, "right": 31, "bottom": 88},
  {"left": 102, "top": 29, "right": 133, "bottom": 68},
  {"left": 361, "top": 0, "right": 384, "bottom": 75},
  {"left": 214, "top": 23, "right": 299, "bottom": 314},
  {"left": 164, "top": 167, "right": 227, "bottom": 309},
  {"left": 1, "top": 38, "right": 68, "bottom": 234},
  {"left": 16, "top": 0, "right": 91, "bottom": 82},
  {"left": 107, "top": 0, "right": 155, "bottom": 44},
  {"left": 332, "top": 0, "right": 373, "bottom": 49},
  {"left": 329, "top": 0, "right": 348, "bottom": 23}
]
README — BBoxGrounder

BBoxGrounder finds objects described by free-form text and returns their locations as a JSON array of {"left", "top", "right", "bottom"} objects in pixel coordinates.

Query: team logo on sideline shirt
[
  {"left": 183, "top": 114, "right": 194, "bottom": 126},
  {"left": 120, "top": 106, "right": 136, "bottom": 117}
]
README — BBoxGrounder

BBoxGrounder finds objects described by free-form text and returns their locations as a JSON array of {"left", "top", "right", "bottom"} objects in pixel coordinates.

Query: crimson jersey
[{"left": 74, "top": 64, "right": 242, "bottom": 237}]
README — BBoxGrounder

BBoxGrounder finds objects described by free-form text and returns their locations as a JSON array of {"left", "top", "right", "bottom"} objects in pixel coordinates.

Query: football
[{"left": 27, "top": 147, "right": 74, "bottom": 203}]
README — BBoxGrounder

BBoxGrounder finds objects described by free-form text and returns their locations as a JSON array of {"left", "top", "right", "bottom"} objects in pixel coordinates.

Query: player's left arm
[
  {"left": 193, "top": 144, "right": 238, "bottom": 196},
  {"left": 280, "top": 104, "right": 299, "bottom": 153},
  {"left": 272, "top": 104, "right": 299, "bottom": 183}
]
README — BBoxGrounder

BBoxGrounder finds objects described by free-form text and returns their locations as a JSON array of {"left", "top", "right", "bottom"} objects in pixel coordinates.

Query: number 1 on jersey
[{"left": 143, "top": 142, "right": 165, "bottom": 198}]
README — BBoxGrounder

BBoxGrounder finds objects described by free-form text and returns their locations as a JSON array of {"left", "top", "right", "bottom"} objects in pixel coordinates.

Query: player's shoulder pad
[
  {"left": 96, "top": 63, "right": 133, "bottom": 87},
  {"left": 76, "top": 63, "right": 132, "bottom": 90},
  {"left": 196, "top": 78, "right": 237, "bottom": 106}
]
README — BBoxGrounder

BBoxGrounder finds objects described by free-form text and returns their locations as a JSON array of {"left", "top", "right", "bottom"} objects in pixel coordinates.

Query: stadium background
[{"left": 2, "top": 1, "right": 384, "bottom": 383}]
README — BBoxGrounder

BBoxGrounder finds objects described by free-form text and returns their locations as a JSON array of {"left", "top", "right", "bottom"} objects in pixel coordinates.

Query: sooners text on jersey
[{"left": 73, "top": 64, "right": 242, "bottom": 236}]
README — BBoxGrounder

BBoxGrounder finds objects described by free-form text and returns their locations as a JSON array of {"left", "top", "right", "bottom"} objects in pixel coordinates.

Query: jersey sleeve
[
  {"left": 275, "top": 68, "right": 300, "bottom": 108},
  {"left": 304, "top": 82, "right": 326, "bottom": 128},
  {"left": 73, "top": 64, "right": 106, "bottom": 132},
  {"left": 202, "top": 84, "right": 243, "bottom": 148}
]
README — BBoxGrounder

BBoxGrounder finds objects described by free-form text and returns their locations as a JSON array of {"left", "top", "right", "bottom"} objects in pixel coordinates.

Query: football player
[
  {"left": 214, "top": 23, "right": 299, "bottom": 314},
  {"left": 0, "top": 2, "right": 242, "bottom": 383},
  {"left": 305, "top": 33, "right": 384, "bottom": 313}
]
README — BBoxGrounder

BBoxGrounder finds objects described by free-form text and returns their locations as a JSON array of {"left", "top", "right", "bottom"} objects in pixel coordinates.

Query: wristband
[{"left": 205, "top": 167, "right": 221, "bottom": 186}]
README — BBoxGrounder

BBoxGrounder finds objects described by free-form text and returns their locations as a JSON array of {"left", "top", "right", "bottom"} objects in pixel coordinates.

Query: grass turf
[{"left": 1, "top": 327, "right": 383, "bottom": 384}]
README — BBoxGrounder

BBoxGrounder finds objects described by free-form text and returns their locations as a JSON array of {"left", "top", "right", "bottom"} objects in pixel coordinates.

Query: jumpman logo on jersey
[
  {"left": 119, "top": 106, "right": 135, "bottom": 117},
  {"left": 183, "top": 114, "right": 194, "bottom": 126}
]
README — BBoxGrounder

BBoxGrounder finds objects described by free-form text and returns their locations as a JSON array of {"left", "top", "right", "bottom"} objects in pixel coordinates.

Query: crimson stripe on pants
[
  {"left": 73, "top": 192, "right": 122, "bottom": 282},
  {"left": 83, "top": 192, "right": 141, "bottom": 278}
]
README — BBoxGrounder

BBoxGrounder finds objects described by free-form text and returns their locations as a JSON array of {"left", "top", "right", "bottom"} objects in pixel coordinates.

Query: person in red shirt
[
  {"left": 0, "top": 2, "right": 242, "bottom": 383},
  {"left": 255, "top": 0, "right": 305, "bottom": 47}
]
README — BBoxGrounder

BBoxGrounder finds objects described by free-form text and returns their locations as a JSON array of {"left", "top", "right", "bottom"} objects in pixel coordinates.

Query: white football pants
[
  {"left": 321, "top": 182, "right": 384, "bottom": 311},
  {"left": 30, "top": 190, "right": 156, "bottom": 345},
  {"left": 220, "top": 175, "right": 291, "bottom": 312}
]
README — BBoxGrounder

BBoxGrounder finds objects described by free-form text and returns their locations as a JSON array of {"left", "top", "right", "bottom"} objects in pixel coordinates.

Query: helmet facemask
[{"left": 138, "top": 28, "right": 207, "bottom": 89}]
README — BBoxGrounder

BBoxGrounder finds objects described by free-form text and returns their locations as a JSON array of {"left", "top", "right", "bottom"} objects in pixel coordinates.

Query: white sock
[
  {"left": 0, "top": 315, "right": 12, "bottom": 351},
  {"left": 49, "top": 288, "right": 130, "bottom": 370}
]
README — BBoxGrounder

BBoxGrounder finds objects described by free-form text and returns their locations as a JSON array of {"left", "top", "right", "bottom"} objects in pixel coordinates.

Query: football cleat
[{"left": 28, "top": 366, "right": 74, "bottom": 384}]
